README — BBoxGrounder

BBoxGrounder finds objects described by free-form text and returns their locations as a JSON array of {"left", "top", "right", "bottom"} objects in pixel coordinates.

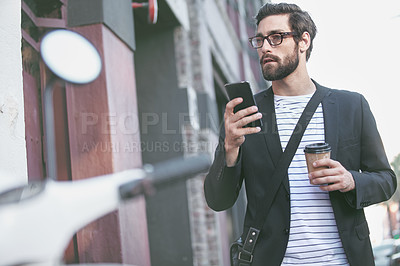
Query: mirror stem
[{"left": 44, "top": 78, "right": 58, "bottom": 180}]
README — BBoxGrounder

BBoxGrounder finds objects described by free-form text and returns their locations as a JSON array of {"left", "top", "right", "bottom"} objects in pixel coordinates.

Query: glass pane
[
  {"left": 269, "top": 34, "right": 282, "bottom": 45},
  {"left": 252, "top": 37, "right": 263, "bottom": 47}
]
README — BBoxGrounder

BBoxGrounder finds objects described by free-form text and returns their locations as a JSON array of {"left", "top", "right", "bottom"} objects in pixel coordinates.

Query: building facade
[{"left": 0, "top": 0, "right": 268, "bottom": 265}]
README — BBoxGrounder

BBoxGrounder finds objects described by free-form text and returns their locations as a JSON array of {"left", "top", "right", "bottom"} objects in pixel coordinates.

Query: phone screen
[{"left": 225, "top": 81, "right": 263, "bottom": 129}]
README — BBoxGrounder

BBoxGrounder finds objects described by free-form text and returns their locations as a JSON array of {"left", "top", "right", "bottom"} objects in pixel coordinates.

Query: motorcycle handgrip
[{"left": 119, "top": 154, "right": 211, "bottom": 200}]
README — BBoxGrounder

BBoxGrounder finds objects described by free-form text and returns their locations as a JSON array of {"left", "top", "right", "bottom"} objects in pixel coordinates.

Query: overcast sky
[{"left": 272, "top": 0, "right": 400, "bottom": 162}]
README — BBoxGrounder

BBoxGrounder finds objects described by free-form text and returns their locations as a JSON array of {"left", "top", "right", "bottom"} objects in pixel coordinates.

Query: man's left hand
[{"left": 308, "top": 158, "right": 355, "bottom": 192}]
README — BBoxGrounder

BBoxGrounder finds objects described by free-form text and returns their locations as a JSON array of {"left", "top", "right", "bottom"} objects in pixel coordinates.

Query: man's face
[{"left": 256, "top": 15, "right": 300, "bottom": 81}]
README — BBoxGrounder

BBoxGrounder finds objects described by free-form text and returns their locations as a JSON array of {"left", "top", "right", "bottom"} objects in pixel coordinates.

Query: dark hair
[{"left": 255, "top": 3, "right": 317, "bottom": 61}]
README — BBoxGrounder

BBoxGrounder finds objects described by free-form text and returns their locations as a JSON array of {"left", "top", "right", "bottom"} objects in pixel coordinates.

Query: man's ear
[{"left": 299, "top": 31, "right": 311, "bottom": 54}]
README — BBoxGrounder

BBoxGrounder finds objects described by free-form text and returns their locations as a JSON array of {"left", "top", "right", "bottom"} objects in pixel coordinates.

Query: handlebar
[{"left": 119, "top": 154, "right": 211, "bottom": 199}]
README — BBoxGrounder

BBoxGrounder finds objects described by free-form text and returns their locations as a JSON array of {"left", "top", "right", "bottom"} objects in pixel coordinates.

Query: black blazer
[{"left": 204, "top": 81, "right": 397, "bottom": 266}]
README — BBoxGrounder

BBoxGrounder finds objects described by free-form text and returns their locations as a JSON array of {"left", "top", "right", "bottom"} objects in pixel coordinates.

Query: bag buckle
[{"left": 238, "top": 250, "right": 253, "bottom": 263}]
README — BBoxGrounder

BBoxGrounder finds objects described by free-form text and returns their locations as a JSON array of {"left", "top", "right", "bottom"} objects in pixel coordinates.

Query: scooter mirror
[{"left": 40, "top": 29, "right": 102, "bottom": 84}]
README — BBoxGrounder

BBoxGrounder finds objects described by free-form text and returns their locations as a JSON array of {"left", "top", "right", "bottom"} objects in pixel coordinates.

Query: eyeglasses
[{"left": 248, "top": 32, "right": 297, "bottom": 49}]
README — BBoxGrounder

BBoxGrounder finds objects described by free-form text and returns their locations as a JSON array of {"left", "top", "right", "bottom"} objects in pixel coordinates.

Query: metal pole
[{"left": 44, "top": 78, "right": 57, "bottom": 180}]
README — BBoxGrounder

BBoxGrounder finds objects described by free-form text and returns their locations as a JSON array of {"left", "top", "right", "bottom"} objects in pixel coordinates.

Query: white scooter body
[{"left": 0, "top": 169, "right": 145, "bottom": 265}]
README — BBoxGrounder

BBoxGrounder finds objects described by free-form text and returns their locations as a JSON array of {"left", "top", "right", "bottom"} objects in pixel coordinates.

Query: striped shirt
[{"left": 274, "top": 94, "right": 349, "bottom": 266}]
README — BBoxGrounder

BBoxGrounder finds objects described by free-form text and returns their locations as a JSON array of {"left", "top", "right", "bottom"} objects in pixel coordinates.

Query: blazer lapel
[
  {"left": 317, "top": 83, "right": 339, "bottom": 160},
  {"left": 258, "top": 87, "right": 283, "bottom": 167},
  {"left": 257, "top": 88, "right": 289, "bottom": 193}
]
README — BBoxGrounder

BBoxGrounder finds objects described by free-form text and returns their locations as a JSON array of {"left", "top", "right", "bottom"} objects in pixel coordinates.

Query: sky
[{"left": 272, "top": 0, "right": 400, "bottom": 163}]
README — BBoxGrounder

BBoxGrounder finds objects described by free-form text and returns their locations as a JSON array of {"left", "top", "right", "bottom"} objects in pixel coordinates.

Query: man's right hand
[{"left": 224, "top": 97, "right": 262, "bottom": 167}]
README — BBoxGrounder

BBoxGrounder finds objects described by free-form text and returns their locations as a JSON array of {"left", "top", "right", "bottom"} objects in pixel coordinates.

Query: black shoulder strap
[{"left": 237, "top": 86, "right": 330, "bottom": 265}]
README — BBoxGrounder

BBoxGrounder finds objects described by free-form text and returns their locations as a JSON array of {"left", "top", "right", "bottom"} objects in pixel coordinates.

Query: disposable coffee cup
[{"left": 304, "top": 143, "right": 331, "bottom": 173}]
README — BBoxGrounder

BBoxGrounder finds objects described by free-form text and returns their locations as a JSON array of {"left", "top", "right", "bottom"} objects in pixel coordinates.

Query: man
[{"left": 204, "top": 2, "right": 397, "bottom": 266}]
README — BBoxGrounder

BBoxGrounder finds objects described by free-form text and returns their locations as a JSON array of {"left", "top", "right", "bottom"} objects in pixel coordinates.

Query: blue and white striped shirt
[{"left": 274, "top": 94, "right": 349, "bottom": 266}]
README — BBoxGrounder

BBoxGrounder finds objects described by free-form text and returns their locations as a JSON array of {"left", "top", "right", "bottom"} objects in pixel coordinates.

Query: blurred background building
[{"left": 0, "top": 0, "right": 267, "bottom": 265}]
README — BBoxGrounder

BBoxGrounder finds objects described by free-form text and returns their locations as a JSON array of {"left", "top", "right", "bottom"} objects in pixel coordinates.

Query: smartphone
[{"left": 225, "top": 81, "right": 263, "bottom": 129}]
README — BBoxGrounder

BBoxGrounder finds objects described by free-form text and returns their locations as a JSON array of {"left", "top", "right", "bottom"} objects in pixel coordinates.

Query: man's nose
[{"left": 260, "top": 38, "right": 273, "bottom": 53}]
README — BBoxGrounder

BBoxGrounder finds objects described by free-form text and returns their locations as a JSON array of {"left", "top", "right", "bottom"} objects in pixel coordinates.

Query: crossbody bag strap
[{"left": 238, "top": 86, "right": 330, "bottom": 265}]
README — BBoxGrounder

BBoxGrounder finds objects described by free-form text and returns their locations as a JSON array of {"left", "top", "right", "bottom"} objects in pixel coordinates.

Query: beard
[{"left": 260, "top": 46, "right": 300, "bottom": 81}]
